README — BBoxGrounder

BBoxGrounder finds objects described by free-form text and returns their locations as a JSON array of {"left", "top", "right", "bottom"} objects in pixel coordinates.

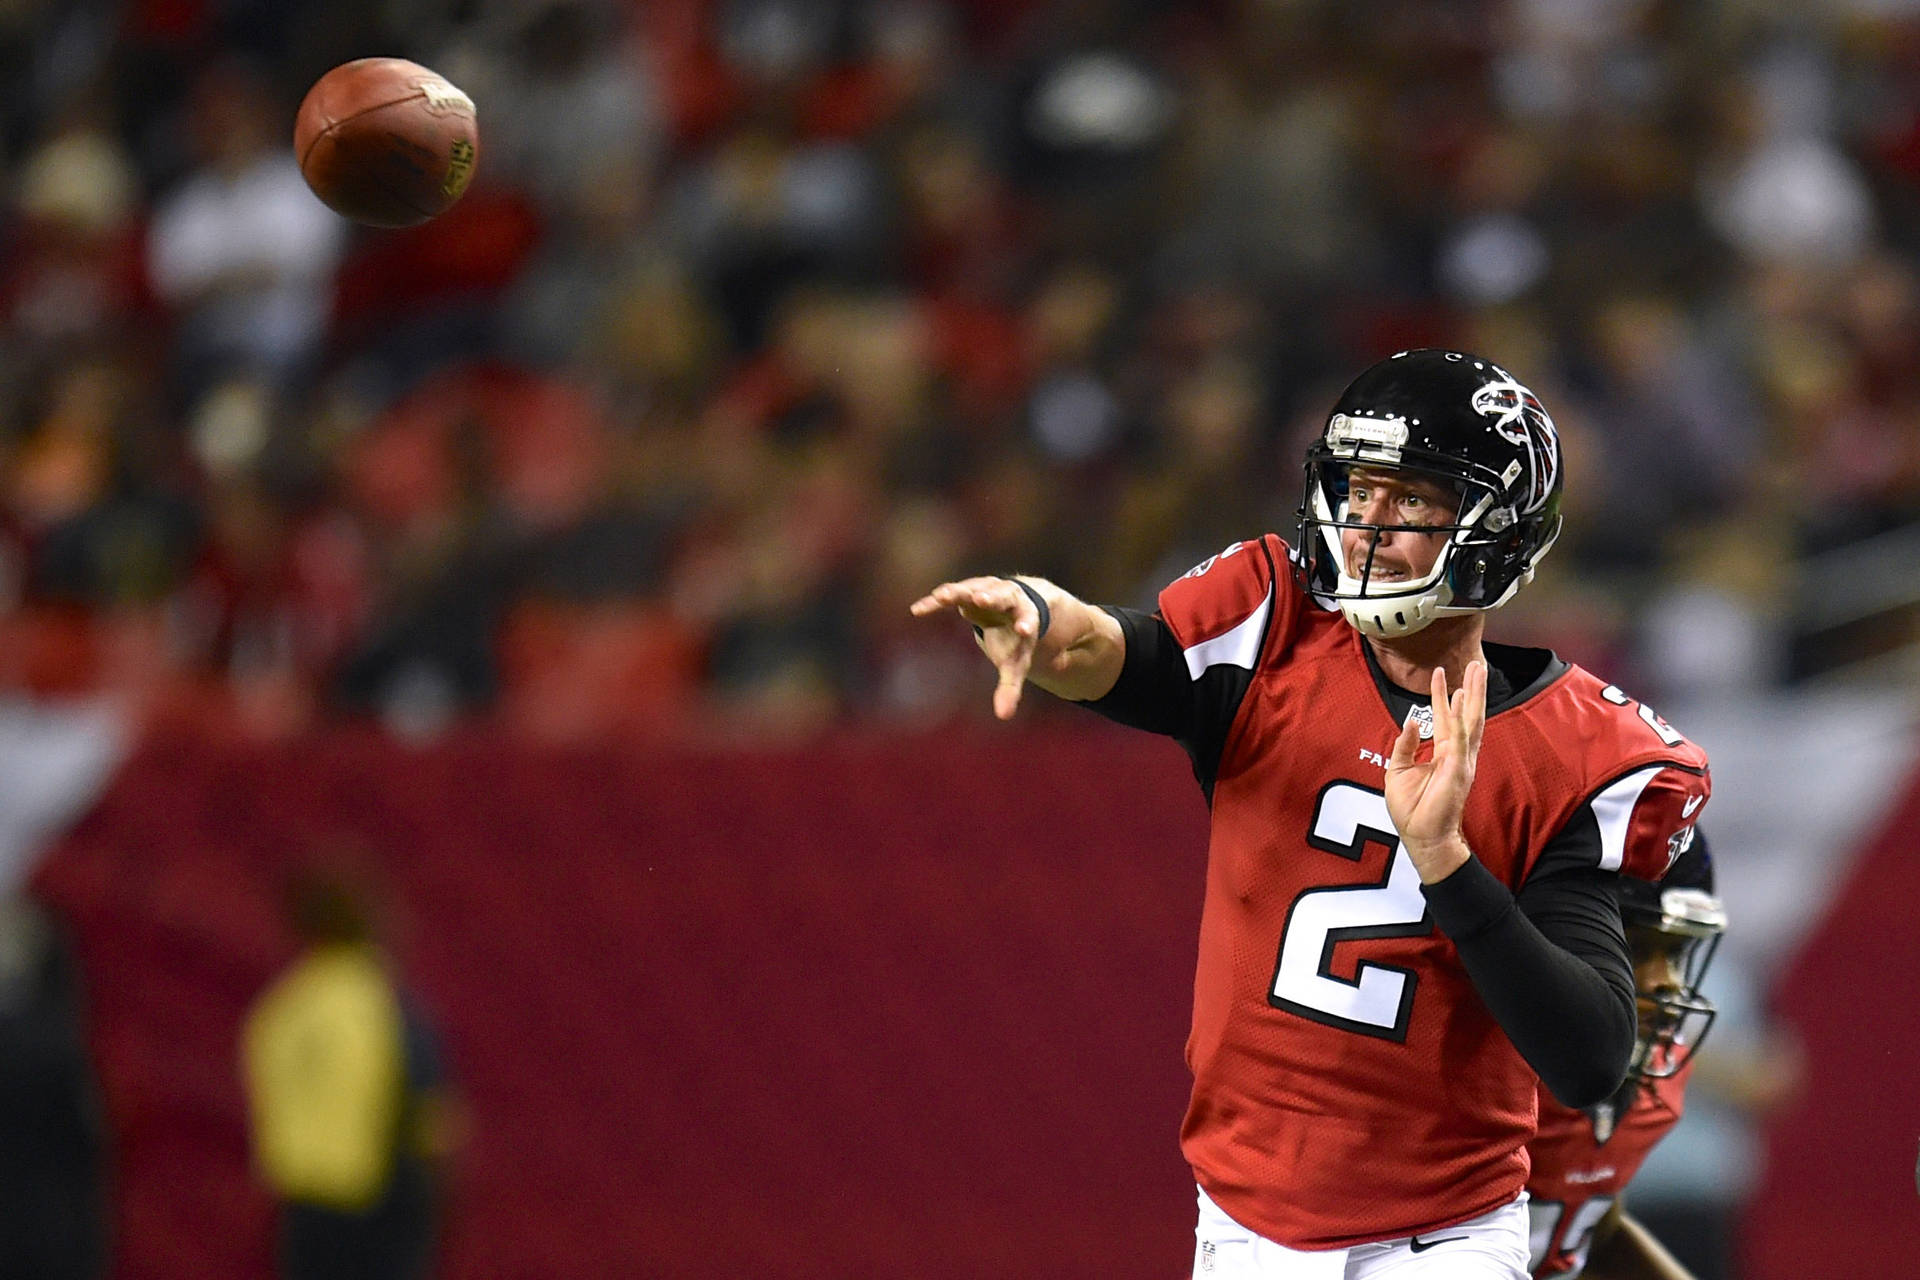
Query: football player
[
  {"left": 1526, "top": 834, "right": 1726, "bottom": 1280},
  {"left": 912, "top": 349, "right": 1710, "bottom": 1278}
]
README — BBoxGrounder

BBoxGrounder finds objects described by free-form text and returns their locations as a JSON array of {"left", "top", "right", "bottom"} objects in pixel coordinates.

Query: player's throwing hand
[
  {"left": 909, "top": 576, "right": 1043, "bottom": 720},
  {"left": 1386, "top": 659, "right": 1487, "bottom": 883}
]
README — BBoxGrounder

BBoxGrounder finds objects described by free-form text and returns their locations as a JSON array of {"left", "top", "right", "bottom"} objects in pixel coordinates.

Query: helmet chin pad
[{"left": 1336, "top": 577, "right": 1454, "bottom": 638}]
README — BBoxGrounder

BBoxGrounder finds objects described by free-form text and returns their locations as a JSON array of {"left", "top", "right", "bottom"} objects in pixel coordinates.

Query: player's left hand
[
  {"left": 908, "top": 576, "right": 1043, "bottom": 720},
  {"left": 1386, "top": 659, "right": 1486, "bottom": 883}
]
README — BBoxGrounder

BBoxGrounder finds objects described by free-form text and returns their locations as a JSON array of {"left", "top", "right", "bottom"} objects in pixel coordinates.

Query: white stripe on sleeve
[
  {"left": 1589, "top": 765, "right": 1665, "bottom": 872},
  {"left": 1179, "top": 586, "right": 1273, "bottom": 680}
]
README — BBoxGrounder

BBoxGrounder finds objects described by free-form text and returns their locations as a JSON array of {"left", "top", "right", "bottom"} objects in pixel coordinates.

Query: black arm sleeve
[
  {"left": 1421, "top": 858, "right": 1637, "bottom": 1108},
  {"left": 1080, "top": 606, "right": 1193, "bottom": 736},
  {"left": 1081, "top": 606, "right": 1257, "bottom": 799}
]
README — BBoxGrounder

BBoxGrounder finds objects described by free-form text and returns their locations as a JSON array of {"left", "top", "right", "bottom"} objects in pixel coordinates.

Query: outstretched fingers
[
  {"left": 911, "top": 576, "right": 1041, "bottom": 719},
  {"left": 1387, "top": 709, "right": 1422, "bottom": 771},
  {"left": 1428, "top": 665, "right": 1452, "bottom": 748},
  {"left": 909, "top": 577, "right": 992, "bottom": 619},
  {"left": 1462, "top": 659, "right": 1488, "bottom": 751},
  {"left": 1428, "top": 661, "right": 1489, "bottom": 760},
  {"left": 908, "top": 578, "right": 1037, "bottom": 637},
  {"left": 992, "top": 644, "right": 1033, "bottom": 720}
]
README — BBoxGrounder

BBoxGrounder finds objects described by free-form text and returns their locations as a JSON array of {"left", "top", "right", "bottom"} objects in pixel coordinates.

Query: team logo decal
[
  {"left": 1470, "top": 369, "right": 1559, "bottom": 512},
  {"left": 1666, "top": 823, "right": 1697, "bottom": 872},
  {"left": 1590, "top": 1098, "right": 1617, "bottom": 1143}
]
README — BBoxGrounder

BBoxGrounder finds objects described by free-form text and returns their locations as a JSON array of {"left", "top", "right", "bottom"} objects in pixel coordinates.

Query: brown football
[{"left": 294, "top": 57, "right": 479, "bottom": 228}]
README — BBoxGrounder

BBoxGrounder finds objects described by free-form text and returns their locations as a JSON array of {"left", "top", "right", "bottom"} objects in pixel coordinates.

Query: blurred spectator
[
  {"left": 0, "top": 892, "right": 107, "bottom": 1280},
  {"left": 4, "top": 121, "right": 149, "bottom": 352},
  {"left": 1090, "top": 352, "right": 1275, "bottom": 605},
  {"left": 1563, "top": 294, "right": 1758, "bottom": 570},
  {"left": 242, "top": 870, "right": 460, "bottom": 1280},
  {"left": 1160, "top": 11, "right": 1372, "bottom": 296},
  {"left": 6, "top": 354, "right": 199, "bottom": 609},
  {"left": 482, "top": 0, "right": 662, "bottom": 216},
  {"left": 146, "top": 60, "right": 345, "bottom": 397},
  {"left": 1701, "top": 42, "right": 1876, "bottom": 269},
  {"left": 0, "top": 0, "right": 1913, "bottom": 723}
]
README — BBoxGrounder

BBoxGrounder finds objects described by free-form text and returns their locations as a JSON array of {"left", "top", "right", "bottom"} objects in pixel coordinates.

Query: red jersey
[
  {"left": 1525, "top": 1067, "right": 1692, "bottom": 1277},
  {"left": 1153, "top": 535, "right": 1709, "bottom": 1249}
]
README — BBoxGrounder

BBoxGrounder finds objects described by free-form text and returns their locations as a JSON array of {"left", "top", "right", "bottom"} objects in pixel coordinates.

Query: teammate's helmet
[
  {"left": 1618, "top": 832, "right": 1725, "bottom": 1084},
  {"left": 1298, "top": 349, "right": 1564, "bottom": 638}
]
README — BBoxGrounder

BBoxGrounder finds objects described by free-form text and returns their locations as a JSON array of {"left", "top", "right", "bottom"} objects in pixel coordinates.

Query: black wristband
[{"left": 1003, "top": 577, "right": 1051, "bottom": 640}]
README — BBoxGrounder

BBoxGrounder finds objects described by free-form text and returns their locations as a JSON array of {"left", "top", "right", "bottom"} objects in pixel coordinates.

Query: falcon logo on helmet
[
  {"left": 1298, "top": 348, "right": 1565, "bottom": 639},
  {"left": 1470, "top": 371, "right": 1560, "bottom": 516}
]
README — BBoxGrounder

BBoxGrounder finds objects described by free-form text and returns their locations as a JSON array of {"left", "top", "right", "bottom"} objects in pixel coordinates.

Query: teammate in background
[
  {"left": 1526, "top": 835, "right": 1726, "bottom": 1280},
  {"left": 913, "top": 349, "right": 1711, "bottom": 1278}
]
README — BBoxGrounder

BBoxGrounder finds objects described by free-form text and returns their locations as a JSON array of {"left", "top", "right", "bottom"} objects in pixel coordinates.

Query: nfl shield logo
[
  {"left": 1590, "top": 1100, "right": 1617, "bottom": 1143},
  {"left": 1200, "top": 1241, "right": 1216, "bottom": 1273}
]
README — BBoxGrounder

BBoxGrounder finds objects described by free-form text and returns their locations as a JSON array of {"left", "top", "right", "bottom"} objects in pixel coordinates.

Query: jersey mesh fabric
[
  {"left": 1155, "top": 536, "right": 1710, "bottom": 1249},
  {"left": 1525, "top": 1066, "right": 1691, "bottom": 1277}
]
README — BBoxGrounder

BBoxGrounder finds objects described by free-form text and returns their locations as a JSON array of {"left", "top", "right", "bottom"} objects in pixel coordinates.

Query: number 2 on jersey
[
  {"left": 1269, "top": 782, "right": 1432, "bottom": 1041},
  {"left": 1600, "top": 684, "right": 1684, "bottom": 747}
]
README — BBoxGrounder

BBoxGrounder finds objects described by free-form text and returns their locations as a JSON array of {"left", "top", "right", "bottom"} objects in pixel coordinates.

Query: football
[{"left": 294, "top": 57, "right": 479, "bottom": 228}]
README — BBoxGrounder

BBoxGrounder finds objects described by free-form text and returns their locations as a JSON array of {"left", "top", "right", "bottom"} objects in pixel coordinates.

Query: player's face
[
  {"left": 1339, "top": 468, "right": 1459, "bottom": 583},
  {"left": 1623, "top": 920, "right": 1721, "bottom": 1078},
  {"left": 1628, "top": 927, "right": 1687, "bottom": 1034}
]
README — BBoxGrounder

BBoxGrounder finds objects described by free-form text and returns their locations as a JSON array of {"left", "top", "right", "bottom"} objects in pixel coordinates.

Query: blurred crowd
[{"left": 4, "top": 0, "right": 1920, "bottom": 741}]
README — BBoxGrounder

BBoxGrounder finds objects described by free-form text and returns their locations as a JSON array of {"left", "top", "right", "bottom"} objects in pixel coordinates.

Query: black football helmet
[
  {"left": 1618, "top": 831, "right": 1725, "bottom": 1085},
  {"left": 1298, "top": 349, "right": 1564, "bottom": 637}
]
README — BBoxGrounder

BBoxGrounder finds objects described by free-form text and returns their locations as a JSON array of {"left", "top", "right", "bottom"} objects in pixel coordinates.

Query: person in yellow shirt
[{"left": 241, "top": 872, "right": 457, "bottom": 1280}]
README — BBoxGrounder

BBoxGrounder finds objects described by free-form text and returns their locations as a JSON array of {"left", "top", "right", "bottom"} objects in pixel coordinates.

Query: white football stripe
[
  {"left": 1181, "top": 585, "right": 1274, "bottom": 680},
  {"left": 1590, "top": 765, "right": 1666, "bottom": 872}
]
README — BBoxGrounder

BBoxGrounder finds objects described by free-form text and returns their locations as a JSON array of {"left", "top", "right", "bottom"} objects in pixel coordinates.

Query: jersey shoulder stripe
[
  {"left": 1588, "top": 766, "right": 1664, "bottom": 873},
  {"left": 1182, "top": 584, "right": 1273, "bottom": 678},
  {"left": 1157, "top": 534, "right": 1294, "bottom": 665}
]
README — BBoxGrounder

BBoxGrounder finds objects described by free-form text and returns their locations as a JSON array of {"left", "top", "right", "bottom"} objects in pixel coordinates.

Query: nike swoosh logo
[
  {"left": 1682, "top": 795, "right": 1703, "bottom": 817},
  {"left": 1408, "top": 1235, "right": 1468, "bottom": 1254}
]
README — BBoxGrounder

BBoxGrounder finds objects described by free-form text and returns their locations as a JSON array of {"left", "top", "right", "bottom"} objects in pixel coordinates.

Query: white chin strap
[
  {"left": 1333, "top": 547, "right": 1548, "bottom": 638},
  {"left": 1335, "top": 574, "right": 1454, "bottom": 638}
]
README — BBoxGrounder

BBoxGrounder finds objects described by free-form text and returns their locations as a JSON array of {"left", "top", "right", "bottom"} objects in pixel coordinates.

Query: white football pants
[{"left": 1193, "top": 1185, "right": 1532, "bottom": 1279}]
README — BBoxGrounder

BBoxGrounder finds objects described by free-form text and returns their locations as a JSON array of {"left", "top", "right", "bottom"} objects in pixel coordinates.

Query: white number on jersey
[
  {"left": 1268, "top": 783, "right": 1431, "bottom": 1041},
  {"left": 1600, "top": 684, "right": 1685, "bottom": 747},
  {"left": 1527, "top": 1196, "right": 1615, "bottom": 1276}
]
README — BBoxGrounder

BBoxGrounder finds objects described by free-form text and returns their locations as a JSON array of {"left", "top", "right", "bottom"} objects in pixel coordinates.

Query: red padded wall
[
  {"left": 35, "top": 722, "right": 1210, "bottom": 1279},
  {"left": 1745, "top": 760, "right": 1920, "bottom": 1279}
]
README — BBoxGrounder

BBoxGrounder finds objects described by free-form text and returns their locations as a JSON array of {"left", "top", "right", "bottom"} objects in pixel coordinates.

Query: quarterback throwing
[{"left": 912, "top": 350, "right": 1711, "bottom": 1279}]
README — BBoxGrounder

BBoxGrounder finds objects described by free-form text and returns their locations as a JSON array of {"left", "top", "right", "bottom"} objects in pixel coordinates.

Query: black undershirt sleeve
[
  {"left": 1421, "top": 857, "right": 1637, "bottom": 1108},
  {"left": 1080, "top": 606, "right": 1193, "bottom": 737},
  {"left": 1081, "top": 605, "right": 1255, "bottom": 799}
]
